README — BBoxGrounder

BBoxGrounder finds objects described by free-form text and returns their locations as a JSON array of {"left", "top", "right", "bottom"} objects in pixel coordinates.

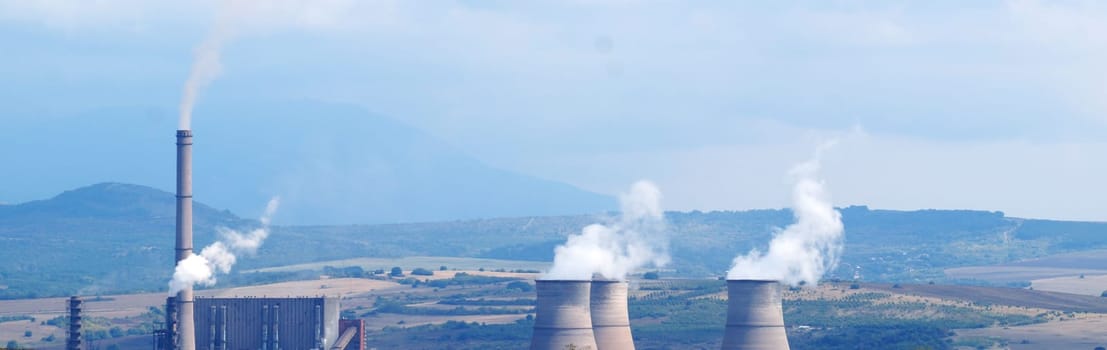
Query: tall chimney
[
  {"left": 530, "top": 280, "right": 598, "bottom": 350},
  {"left": 590, "top": 280, "right": 634, "bottom": 350},
  {"left": 175, "top": 130, "right": 196, "bottom": 350},
  {"left": 721, "top": 280, "right": 790, "bottom": 350},
  {"left": 66, "top": 296, "right": 82, "bottom": 350}
]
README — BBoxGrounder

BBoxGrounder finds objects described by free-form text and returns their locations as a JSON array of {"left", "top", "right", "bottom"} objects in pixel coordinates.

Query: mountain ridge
[
  {"left": 0, "top": 100, "right": 615, "bottom": 224},
  {"left": 3, "top": 181, "right": 1107, "bottom": 300}
]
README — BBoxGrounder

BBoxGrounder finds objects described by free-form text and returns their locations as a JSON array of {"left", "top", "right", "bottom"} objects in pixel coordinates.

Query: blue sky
[{"left": 2, "top": 0, "right": 1106, "bottom": 221}]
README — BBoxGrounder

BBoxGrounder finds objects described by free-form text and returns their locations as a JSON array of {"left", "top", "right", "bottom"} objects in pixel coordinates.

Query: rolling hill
[{"left": 2, "top": 184, "right": 1107, "bottom": 300}]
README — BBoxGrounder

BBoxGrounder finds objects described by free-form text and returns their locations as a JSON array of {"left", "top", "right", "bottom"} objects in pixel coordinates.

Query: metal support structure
[{"left": 67, "top": 296, "right": 83, "bottom": 350}]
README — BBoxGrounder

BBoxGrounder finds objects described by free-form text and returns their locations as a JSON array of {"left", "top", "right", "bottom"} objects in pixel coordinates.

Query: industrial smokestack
[
  {"left": 176, "top": 130, "right": 196, "bottom": 350},
  {"left": 67, "top": 296, "right": 82, "bottom": 350},
  {"left": 590, "top": 280, "right": 634, "bottom": 350},
  {"left": 530, "top": 280, "right": 598, "bottom": 350},
  {"left": 721, "top": 280, "right": 790, "bottom": 350}
]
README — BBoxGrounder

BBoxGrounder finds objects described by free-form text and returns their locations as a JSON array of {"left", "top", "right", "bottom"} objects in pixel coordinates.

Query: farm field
[
  {"left": 954, "top": 315, "right": 1107, "bottom": 350},
  {"left": 245, "top": 256, "right": 550, "bottom": 274},
  {"left": 945, "top": 249, "right": 1107, "bottom": 284},
  {"left": 5, "top": 275, "right": 1107, "bottom": 349},
  {"left": 0, "top": 270, "right": 530, "bottom": 349},
  {"left": 865, "top": 283, "right": 1107, "bottom": 313},
  {"left": 1031, "top": 274, "right": 1107, "bottom": 296}
]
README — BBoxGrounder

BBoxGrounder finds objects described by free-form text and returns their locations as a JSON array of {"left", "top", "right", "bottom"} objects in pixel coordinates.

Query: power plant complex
[{"left": 42, "top": 129, "right": 787, "bottom": 349}]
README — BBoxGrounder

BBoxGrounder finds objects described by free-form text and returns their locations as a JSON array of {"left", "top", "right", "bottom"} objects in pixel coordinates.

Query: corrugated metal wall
[{"left": 194, "top": 297, "right": 339, "bottom": 350}]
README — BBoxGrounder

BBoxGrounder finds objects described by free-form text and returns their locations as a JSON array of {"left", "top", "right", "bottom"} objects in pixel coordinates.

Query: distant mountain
[
  {"left": 0, "top": 182, "right": 240, "bottom": 226},
  {"left": 0, "top": 100, "right": 614, "bottom": 224},
  {"left": 0, "top": 183, "right": 249, "bottom": 298}
]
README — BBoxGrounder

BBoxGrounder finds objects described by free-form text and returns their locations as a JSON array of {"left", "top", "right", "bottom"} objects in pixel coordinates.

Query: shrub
[
  {"left": 390, "top": 267, "right": 404, "bottom": 277},
  {"left": 1101, "top": 290, "right": 1107, "bottom": 298},
  {"left": 412, "top": 268, "right": 434, "bottom": 276},
  {"left": 506, "top": 281, "right": 534, "bottom": 292}
]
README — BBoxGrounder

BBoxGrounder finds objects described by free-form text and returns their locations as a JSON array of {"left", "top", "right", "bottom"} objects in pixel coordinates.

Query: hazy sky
[{"left": 2, "top": 0, "right": 1106, "bottom": 221}]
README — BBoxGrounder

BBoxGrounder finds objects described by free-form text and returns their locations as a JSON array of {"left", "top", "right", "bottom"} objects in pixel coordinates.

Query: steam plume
[
  {"left": 178, "top": 1, "right": 236, "bottom": 130},
  {"left": 169, "top": 197, "right": 280, "bottom": 294},
  {"left": 544, "top": 181, "right": 669, "bottom": 280},
  {"left": 727, "top": 143, "right": 844, "bottom": 286}
]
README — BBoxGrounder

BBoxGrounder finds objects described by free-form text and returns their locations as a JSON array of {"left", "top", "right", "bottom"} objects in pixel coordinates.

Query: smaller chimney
[
  {"left": 721, "top": 280, "right": 790, "bottom": 350},
  {"left": 165, "top": 297, "right": 178, "bottom": 350},
  {"left": 67, "top": 296, "right": 83, "bottom": 350},
  {"left": 530, "top": 280, "right": 598, "bottom": 350}
]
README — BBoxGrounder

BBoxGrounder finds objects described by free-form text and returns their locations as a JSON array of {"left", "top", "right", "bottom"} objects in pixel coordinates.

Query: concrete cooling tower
[
  {"left": 590, "top": 280, "right": 634, "bottom": 350},
  {"left": 530, "top": 280, "right": 599, "bottom": 350},
  {"left": 720, "top": 280, "right": 790, "bottom": 350}
]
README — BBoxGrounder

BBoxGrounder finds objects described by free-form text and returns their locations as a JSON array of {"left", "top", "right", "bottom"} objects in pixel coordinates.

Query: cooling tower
[
  {"left": 590, "top": 280, "right": 634, "bottom": 350},
  {"left": 176, "top": 130, "right": 196, "bottom": 350},
  {"left": 721, "top": 280, "right": 789, "bottom": 350},
  {"left": 530, "top": 280, "right": 599, "bottom": 350}
]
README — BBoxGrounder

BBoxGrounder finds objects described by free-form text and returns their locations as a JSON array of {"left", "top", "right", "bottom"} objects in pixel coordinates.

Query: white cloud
[{"left": 3, "top": 0, "right": 1107, "bottom": 220}]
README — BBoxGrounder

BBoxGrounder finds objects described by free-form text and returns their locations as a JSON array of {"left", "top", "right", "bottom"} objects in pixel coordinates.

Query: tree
[
  {"left": 506, "top": 281, "right": 534, "bottom": 292},
  {"left": 109, "top": 326, "right": 124, "bottom": 338},
  {"left": 22, "top": 331, "right": 31, "bottom": 338},
  {"left": 390, "top": 267, "right": 404, "bottom": 277},
  {"left": 1101, "top": 290, "right": 1107, "bottom": 298},
  {"left": 411, "top": 268, "right": 434, "bottom": 276},
  {"left": 7, "top": 340, "right": 19, "bottom": 349},
  {"left": 439, "top": 265, "right": 448, "bottom": 271}
]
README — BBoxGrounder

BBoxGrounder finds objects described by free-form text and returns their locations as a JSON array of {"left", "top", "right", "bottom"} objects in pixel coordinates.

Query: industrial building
[
  {"left": 160, "top": 297, "right": 362, "bottom": 350},
  {"left": 164, "top": 128, "right": 788, "bottom": 350},
  {"left": 163, "top": 130, "right": 362, "bottom": 350}
]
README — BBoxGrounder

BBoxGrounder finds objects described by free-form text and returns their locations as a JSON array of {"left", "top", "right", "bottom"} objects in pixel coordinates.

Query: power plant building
[{"left": 191, "top": 297, "right": 345, "bottom": 350}]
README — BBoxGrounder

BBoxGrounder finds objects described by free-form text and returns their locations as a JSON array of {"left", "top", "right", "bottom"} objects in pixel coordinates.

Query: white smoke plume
[
  {"left": 168, "top": 197, "right": 280, "bottom": 294},
  {"left": 179, "top": 0, "right": 351, "bottom": 129},
  {"left": 727, "top": 143, "right": 845, "bottom": 286},
  {"left": 543, "top": 181, "right": 669, "bottom": 281},
  {"left": 178, "top": 1, "right": 229, "bottom": 130}
]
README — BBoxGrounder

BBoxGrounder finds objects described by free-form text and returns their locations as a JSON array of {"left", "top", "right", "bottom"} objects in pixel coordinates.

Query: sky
[{"left": 1, "top": 0, "right": 1106, "bottom": 221}]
